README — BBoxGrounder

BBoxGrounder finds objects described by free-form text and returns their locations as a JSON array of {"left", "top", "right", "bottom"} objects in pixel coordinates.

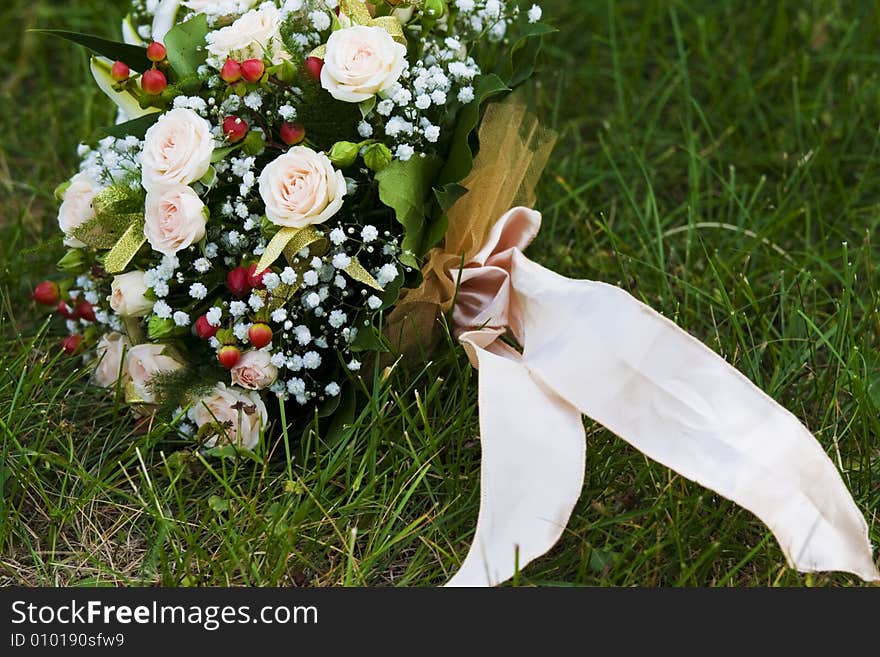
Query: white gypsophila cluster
[
  {"left": 262, "top": 223, "right": 402, "bottom": 405},
  {"left": 77, "top": 137, "right": 144, "bottom": 188},
  {"left": 370, "top": 40, "right": 480, "bottom": 160},
  {"left": 453, "top": 0, "right": 519, "bottom": 41}
]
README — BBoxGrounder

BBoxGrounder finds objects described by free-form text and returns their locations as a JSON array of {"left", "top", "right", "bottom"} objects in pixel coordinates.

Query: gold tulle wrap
[{"left": 385, "top": 92, "right": 557, "bottom": 355}]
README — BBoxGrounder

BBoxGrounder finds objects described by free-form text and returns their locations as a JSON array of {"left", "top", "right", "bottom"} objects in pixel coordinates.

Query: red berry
[
  {"left": 141, "top": 68, "right": 167, "bottom": 95},
  {"left": 247, "top": 264, "right": 267, "bottom": 289},
  {"left": 221, "top": 58, "right": 242, "bottom": 83},
  {"left": 218, "top": 346, "right": 242, "bottom": 369},
  {"left": 280, "top": 122, "right": 305, "bottom": 146},
  {"left": 195, "top": 315, "right": 219, "bottom": 340},
  {"left": 111, "top": 60, "right": 131, "bottom": 82},
  {"left": 146, "top": 41, "right": 167, "bottom": 63},
  {"left": 57, "top": 300, "right": 78, "bottom": 320},
  {"left": 304, "top": 56, "right": 324, "bottom": 81},
  {"left": 223, "top": 116, "right": 249, "bottom": 143},
  {"left": 248, "top": 323, "right": 273, "bottom": 349},
  {"left": 32, "top": 281, "right": 60, "bottom": 306},
  {"left": 61, "top": 334, "right": 83, "bottom": 356},
  {"left": 240, "top": 58, "right": 265, "bottom": 83},
  {"left": 226, "top": 267, "right": 252, "bottom": 298},
  {"left": 75, "top": 300, "right": 96, "bottom": 323}
]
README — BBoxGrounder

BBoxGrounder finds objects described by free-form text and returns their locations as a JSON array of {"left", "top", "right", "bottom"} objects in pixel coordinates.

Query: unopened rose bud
[
  {"left": 61, "top": 334, "right": 83, "bottom": 356},
  {"left": 146, "top": 41, "right": 167, "bottom": 63},
  {"left": 363, "top": 142, "right": 393, "bottom": 172},
  {"left": 141, "top": 68, "right": 167, "bottom": 95},
  {"left": 304, "top": 56, "right": 324, "bottom": 81},
  {"left": 75, "top": 300, "right": 96, "bottom": 323},
  {"left": 111, "top": 61, "right": 131, "bottom": 82},
  {"left": 221, "top": 58, "right": 242, "bottom": 83},
  {"left": 195, "top": 314, "right": 219, "bottom": 340},
  {"left": 240, "top": 58, "right": 265, "bottom": 83},
  {"left": 218, "top": 345, "right": 242, "bottom": 369},
  {"left": 248, "top": 323, "right": 273, "bottom": 349},
  {"left": 32, "top": 281, "right": 60, "bottom": 306},
  {"left": 279, "top": 122, "right": 305, "bottom": 146},
  {"left": 329, "top": 141, "right": 360, "bottom": 168},
  {"left": 223, "top": 116, "right": 249, "bottom": 143},
  {"left": 247, "top": 264, "right": 267, "bottom": 289},
  {"left": 226, "top": 266, "right": 252, "bottom": 298}
]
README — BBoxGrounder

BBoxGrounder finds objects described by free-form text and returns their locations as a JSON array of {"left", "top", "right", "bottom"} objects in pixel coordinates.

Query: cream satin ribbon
[{"left": 445, "top": 207, "right": 880, "bottom": 586}]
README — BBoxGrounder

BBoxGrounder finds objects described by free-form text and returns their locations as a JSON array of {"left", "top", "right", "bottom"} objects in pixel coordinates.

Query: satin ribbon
[{"left": 445, "top": 207, "right": 880, "bottom": 586}]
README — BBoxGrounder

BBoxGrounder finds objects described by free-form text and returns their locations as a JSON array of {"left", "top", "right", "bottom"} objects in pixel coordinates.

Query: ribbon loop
[{"left": 446, "top": 207, "right": 880, "bottom": 586}]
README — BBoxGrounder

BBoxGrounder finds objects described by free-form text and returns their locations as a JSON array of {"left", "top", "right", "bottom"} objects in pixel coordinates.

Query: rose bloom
[
  {"left": 125, "top": 344, "right": 183, "bottom": 404},
  {"left": 142, "top": 108, "right": 214, "bottom": 193},
  {"left": 321, "top": 25, "right": 407, "bottom": 103},
  {"left": 259, "top": 146, "right": 347, "bottom": 228},
  {"left": 92, "top": 332, "right": 131, "bottom": 388},
  {"left": 191, "top": 383, "right": 267, "bottom": 450},
  {"left": 58, "top": 172, "right": 102, "bottom": 247},
  {"left": 230, "top": 350, "right": 278, "bottom": 391},
  {"left": 109, "top": 271, "right": 153, "bottom": 317},
  {"left": 144, "top": 185, "right": 208, "bottom": 256},
  {"left": 205, "top": 4, "right": 289, "bottom": 65}
]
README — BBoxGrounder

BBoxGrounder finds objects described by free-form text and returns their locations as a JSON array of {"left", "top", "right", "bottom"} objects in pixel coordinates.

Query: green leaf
[
  {"left": 164, "top": 14, "right": 209, "bottom": 79},
  {"left": 325, "top": 384, "right": 356, "bottom": 446},
  {"left": 505, "top": 22, "right": 557, "bottom": 88},
  {"left": 90, "top": 113, "right": 160, "bottom": 143},
  {"left": 33, "top": 29, "right": 151, "bottom": 71},
  {"left": 211, "top": 145, "right": 240, "bottom": 163},
  {"left": 376, "top": 155, "right": 443, "bottom": 266},
  {"left": 90, "top": 57, "right": 160, "bottom": 122},
  {"left": 208, "top": 495, "right": 230, "bottom": 513},
  {"left": 437, "top": 74, "right": 509, "bottom": 187}
]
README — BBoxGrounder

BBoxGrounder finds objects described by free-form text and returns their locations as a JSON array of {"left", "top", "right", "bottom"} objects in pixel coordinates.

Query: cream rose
[
  {"left": 58, "top": 172, "right": 102, "bottom": 248},
  {"left": 259, "top": 146, "right": 347, "bottom": 228},
  {"left": 144, "top": 185, "right": 208, "bottom": 256},
  {"left": 125, "top": 344, "right": 184, "bottom": 404},
  {"left": 205, "top": 4, "right": 289, "bottom": 65},
  {"left": 320, "top": 25, "right": 408, "bottom": 103},
  {"left": 230, "top": 350, "right": 278, "bottom": 391},
  {"left": 142, "top": 108, "right": 214, "bottom": 193},
  {"left": 110, "top": 271, "right": 153, "bottom": 317},
  {"left": 191, "top": 383, "right": 267, "bottom": 450},
  {"left": 93, "top": 332, "right": 131, "bottom": 388}
]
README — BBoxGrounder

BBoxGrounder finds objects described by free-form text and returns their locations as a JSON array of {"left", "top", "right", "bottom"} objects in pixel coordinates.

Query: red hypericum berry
[
  {"left": 32, "top": 280, "right": 60, "bottom": 306},
  {"left": 146, "top": 41, "right": 167, "bottom": 63},
  {"left": 247, "top": 264, "right": 267, "bottom": 289},
  {"left": 226, "top": 267, "right": 252, "bottom": 298},
  {"left": 57, "top": 300, "right": 78, "bottom": 320},
  {"left": 195, "top": 315, "right": 219, "bottom": 340},
  {"left": 111, "top": 60, "right": 131, "bottom": 82},
  {"left": 141, "top": 68, "right": 167, "bottom": 95},
  {"left": 240, "top": 58, "right": 265, "bottom": 83},
  {"left": 218, "top": 346, "right": 242, "bottom": 369},
  {"left": 61, "top": 334, "right": 83, "bottom": 356},
  {"left": 280, "top": 122, "right": 305, "bottom": 146},
  {"left": 221, "top": 58, "right": 242, "bottom": 83},
  {"left": 223, "top": 116, "right": 249, "bottom": 143},
  {"left": 75, "top": 300, "right": 96, "bottom": 323},
  {"left": 304, "top": 56, "right": 324, "bottom": 81},
  {"left": 248, "top": 323, "right": 273, "bottom": 349}
]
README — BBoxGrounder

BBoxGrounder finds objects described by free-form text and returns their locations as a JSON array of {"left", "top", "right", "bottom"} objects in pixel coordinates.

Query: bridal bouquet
[
  {"left": 36, "top": 0, "right": 550, "bottom": 449},
  {"left": 34, "top": 0, "right": 879, "bottom": 586}
]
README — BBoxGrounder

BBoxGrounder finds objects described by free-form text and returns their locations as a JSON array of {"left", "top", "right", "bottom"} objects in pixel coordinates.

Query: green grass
[{"left": 1, "top": 0, "right": 879, "bottom": 586}]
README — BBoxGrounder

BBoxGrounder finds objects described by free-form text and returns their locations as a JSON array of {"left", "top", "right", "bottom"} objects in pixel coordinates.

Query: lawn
[{"left": 1, "top": 0, "right": 878, "bottom": 586}]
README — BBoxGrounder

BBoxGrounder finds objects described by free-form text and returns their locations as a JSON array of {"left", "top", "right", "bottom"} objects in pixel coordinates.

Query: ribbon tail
[
  {"left": 446, "top": 330, "right": 586, "bottom": 587},
  {"left": 509, "top": 251, "right": 879, "bottom": 581}
]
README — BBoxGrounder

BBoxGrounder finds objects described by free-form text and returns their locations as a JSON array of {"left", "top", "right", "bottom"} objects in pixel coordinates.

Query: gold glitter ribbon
[
  {"left": 343, "top": 258, "right": 384, "bottom": 290},
  {"left": 257, "top": 226, "right": 327, "bottom": 274},
  {"left": 71, "top": 185, "right": 147, "bottom": 274}
]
